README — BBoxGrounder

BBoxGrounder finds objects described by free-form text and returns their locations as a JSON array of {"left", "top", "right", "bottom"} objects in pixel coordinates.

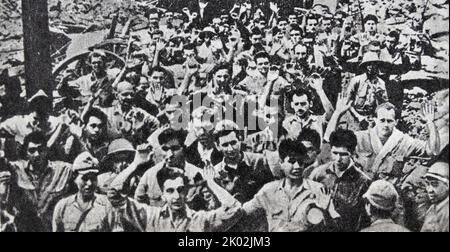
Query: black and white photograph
[{"left": 0, "top": 0, "right": 448, "bottom": 233}]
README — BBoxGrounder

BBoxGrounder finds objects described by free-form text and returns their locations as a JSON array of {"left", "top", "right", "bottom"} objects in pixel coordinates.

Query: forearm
[
  {"left": 324, "top": 110, "right": 345, "bottom": 143},
  {"left": 260, "top": 80, "right": 275, "bottom": 106},
  {"left": 426, "top": 121, "right": 440, "bottom": 156},
  {"left": 177, "top": 75, "right": 192, "bottom": 96},
  {"left": 152, "top": 50, "right": 161, "bottom": 68},
  {"left": 316, "top": 88, "right": 334, "bottom": 121},
  {"left": 110, "top": 162, "right": 140, "bottom": 191},
  {"left": 207, "top": 180, "right": 239, "bottom": 207}
]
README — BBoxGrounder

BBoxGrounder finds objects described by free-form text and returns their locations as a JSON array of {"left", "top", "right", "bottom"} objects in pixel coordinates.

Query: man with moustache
[
  {"left": 184, "top": 106, "right": 223, "bottom": 169},
  {"left": 9, "top": 132, "right": 73, "bottom": 231},
  {"left": 101, "top": 81, "right": 160, "bottom": 146}
]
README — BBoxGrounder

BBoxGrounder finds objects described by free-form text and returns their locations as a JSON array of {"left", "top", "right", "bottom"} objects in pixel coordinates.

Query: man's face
[
  {"left": 217, "top": 131, "right": 241, "bottom": 161},
  {"left": 251, "top": 34, "right": 263, "bottom": 46},
  {"left": 165, "top": 12, "right": 174, "bottom": 23},
  {"left": 256, "top": 57, "right": 270, "bottom": 75},
  {"left": 306, "top": 19, "right": 319, "bottom": 34},
  {"left": 161, "top": 139, "right": 185, "bottom": 168},
  {"left": 366, "top": 63, "right": 379, "bottom": 76},
  {"left": 385, "top": 36, "right": 398, "bottom": 52},
  {"left": 425, "top": 178, "right": 449, "bottom": 204},
  {"left": 192, "top": 117, "right": 214, "bottom": 144},
  {"left": 183, "top": 49, "right": 196, "bottom": 61},
  {"left": 257, "top": 21, "right": 267, "bottom": 31},
  {"left": 149, "top": 13, "right": 159, "bottom": 26},
  {"left": 322, "top": 19, "right": 332, "bottom": 33},
  {"left": 290, "top": 30, "right": 302, "bottom": 44},
  {"left": 288, "top": 15, "right": 298, "bottom": 25},
  {"left": 301, "top": 140, "right": 319, "bottom": 167},
  {"left": 294, "top": 45, "right": 308, "bottom": 62},
  {"left": 375, "top": 108, "right": 397, "bottom": 139},
  {"left": 150, "top": 71, "right": 165, "bottom": 86},
  {"left": 111, "top": 152, "right": 134, "bottom": 174},
  {"left": 0, "top": 180, "right": 10, "bottom": 197},
  {"left": 162, "top": 177, "right": 187, "bottom": 211},
  {"left": 331, "top": 146, "right": 352, "bottom": 171},
  {"left": 136, "top": 78, "right": 150, "bottom": 98},
  {"left": 214, "top": 69, "right": 230, "bottom": 87},
  {"left": 75, "top": 173, "right": 97, "bottom": 199},
  {"left": 117, "top": 85, "right": 135, "bottom": 107},
  {"left": 27, "top": 142, "right": 46, "bottom": 166},
  {"left": 365, "top": 20, "right": 377, "bottom": 33},
  {"left": 85, "top": 116, "right": 104, "bottom": 141},
  {"left": 91, "top": 56, "right": 105, "bottom": 74},
  {"left": 278, "top": 21, "right": 288, "bottom": 33},
  {"left": 280, "top": 154, "right": 308, "bottom": 180},
  {"left": 291, "top": 94, "right": 310, "bottom": 117}
]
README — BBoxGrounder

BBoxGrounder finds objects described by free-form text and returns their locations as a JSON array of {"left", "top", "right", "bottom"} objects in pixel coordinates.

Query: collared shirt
[
  {"left": 347, "top": 73, "right": 388, "bottom": 116},
  {"left": 309, "top": 161, "right": 372, "bottom": 232},
  {"left": 116, "top": 198, "right": 242, "bottom": 232},
  {"left": 9, "top": 160, "right": 73, "bottom": 231},
  {"left": 101, "top": 104, "right": 160, "bottom": 144},
  {"left": 0, "top": 114, "right": 60, "bottom": 144},
  {"left": 68, "top": 69, "right": 120, "bottom": 107},
  {"left": 134, "top": 161, "right": 204, "bottom": 207},
  {"left": 214, "top": 152, "right": 278, "bottom": 203},
  {"left": 355, "top": 128, "right": 429, "bottom": 181},
  {"left": 421, "top": 197, "right": 449, "bottom": 232},
  {"left": 243, "top": 178, "right": 332, "bottom": 232},
  {"left": 360, "top": 218, "right": 410, "bottom": 232},
  {"left": 52, "top": 194, "right": 112, "bottom": 232}
]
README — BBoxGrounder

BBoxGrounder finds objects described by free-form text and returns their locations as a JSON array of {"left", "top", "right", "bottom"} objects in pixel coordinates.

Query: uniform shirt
[
  {"left": 347, "top": 73, "right": 388, "bottom": 116},
  {"left": 134, "top": 161, "right": 204, "bottom": 207},
  {"left": 67, "top": 69, "right": 120, "bottom": 107},
  {"left": 309, "top": 161, "right": 372, "bottom": 232},
  {"left": 243, "top": 178, "right": 335, "bottom": 232},
  {"left": 53, "top": 194, "right": 112, "bottom": 232},
  {"left": 0, "top": 114, "right": 60, "bottom": 144},
  {"left": 360, "top": 218, "right": 411, "bottom": 232},
  {"left": 10, "top": 160, "right": 73, "bottom": 231},
  {"left": 421, "top": 197, "right": 449, "bottom": 232},
  {"left": 115, "top": 198, "right": 243, "bottom": 232},
  {"left": 355, "top": 128, "right": 429, "bottom": 182},
  {"left": 237, "top": 72, "right": 290, "bottom": 96}
]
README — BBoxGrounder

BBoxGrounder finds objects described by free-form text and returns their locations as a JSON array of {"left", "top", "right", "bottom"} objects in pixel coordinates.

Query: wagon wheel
[{"left": 88, "top": 38, "right": 141, "bottom": 58}]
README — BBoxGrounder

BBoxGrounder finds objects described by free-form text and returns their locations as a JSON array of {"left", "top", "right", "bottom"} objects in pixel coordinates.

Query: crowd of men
[{"left": 0, "top": 0, "right": 448, "bottom": 232}]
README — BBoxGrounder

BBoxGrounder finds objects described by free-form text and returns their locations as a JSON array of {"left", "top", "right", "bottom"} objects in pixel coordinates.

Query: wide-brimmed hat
[
  {"left": 363, "top": 180, "right": 399, "bottom": 211},
  {"left": 105, "top": 138, "right": 135, "bottom": 158},
  {"left": 359, "top": 52, "right": 386, "bottom": 69}
]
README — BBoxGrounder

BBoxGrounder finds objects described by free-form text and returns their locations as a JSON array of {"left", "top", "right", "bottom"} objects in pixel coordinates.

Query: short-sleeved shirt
[
  {"left": 347, "top": 73, "right": 388, "bottom": 116},
  {"left": 243, "top": 178, "right": 331, "bottom": 232},
  {"left": 116, "top": 199, "right": 243, "bottom": 232},
  {"left": 53, "top": 194, "right": 112, "bottom": 232}
]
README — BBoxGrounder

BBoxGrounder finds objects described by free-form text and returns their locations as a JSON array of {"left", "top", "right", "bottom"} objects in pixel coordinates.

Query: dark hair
[
  {"left": 278, "top": 138, "right": 308, "bottom": 161},
  {"left": 23, "top": 131, "right": 47, "bottom": 150},
  {"left": 305, "top": 14, "right": 319, "bottom": 24},
  {"left": 287, "top": 88, "right": 311, "bottom": 102},
  {"left": 214, "top": 120, "right": 241, "bottom": 143},
  {"left": 82, "top": 107, "right": 107, "bottom": 125},
  {"left": 183, "top": 43, "right": 198, "bottom": 52},
  {"left": 157, "top": 167, "right": 188, "bottom": 190},
  {"left": 272, "top": 26, "right": 281, "bottom": 36},
  {"left": 210, "top": 62, "right": 232, "bottom": 76},
  {"left": 278, "top": 17, "right": 288, "bottom": 23},
  {"left": 251, "top": 27, "right": 263, "bottom": 36},
  {"left": 145, "top": 8, "right": 159, "bottom": 19},
  {"left": 151, "top": 29, "right": 164, "bottom": 37},
  {"left": 254, "top": 51, "right": 270, "bottom": 63},
  {"left": 148, "top": 66, "right": 167, "bottom": 77},
  {"left": 364, "top": 14, "right": 378, "bottom": 24},
  {"left": 158, "top": 128, "right": 188, "bottom": 146},
  {"left": 388, "top": 30, "right": 400, "bottom": 42},
  {"left": 329, "top": 128, "right": 358, "bottom": 153},
  {"left": 298, "top": 128, "right": 321, "bottom": 151},
  {"left": 290, "top": 24, "right": 302, "bottom": 34}
]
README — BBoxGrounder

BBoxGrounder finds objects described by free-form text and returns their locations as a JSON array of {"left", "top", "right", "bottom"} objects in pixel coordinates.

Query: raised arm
[
  {"left": 323, "top": 92, "right": 352, "bottom": 142},
  {"left": 309, "top": 74, "right": 334, "bottom": 121},
  {"left": 422, "top": 102, "right": 441, "bottom": 156}
]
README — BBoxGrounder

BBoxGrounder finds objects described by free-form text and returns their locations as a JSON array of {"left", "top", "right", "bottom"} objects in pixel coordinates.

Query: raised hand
[
  {"left": 267, "top": 69, "right": 280, "bottom": 82},
  {"left": 316, "top": 186, "right": 332, "bottom": 210},
  {"left": 421, "top": 102, "right": 436, "bottom": 123},
  {"left": 134, "top": 142, "right": 154, "bottom": 166},
  {"left": 203, "top": 161, "right": 216, "bottom": 183},
  {"left": 269, "top": 2, "right": 279, "bottom": 13},
  {"left": 308, "top": 73, "right": 324, "bottom": 91},
  {"left": 335, "top": 92, "right": 352, "bottom": 114}
]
